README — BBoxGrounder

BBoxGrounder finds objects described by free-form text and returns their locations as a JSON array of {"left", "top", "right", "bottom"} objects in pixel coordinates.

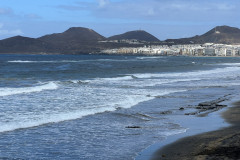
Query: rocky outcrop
[{"left": 184, "top": 95, "right": 230, "bottom": 116}]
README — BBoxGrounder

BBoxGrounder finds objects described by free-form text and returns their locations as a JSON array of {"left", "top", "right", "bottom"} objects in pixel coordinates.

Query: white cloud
[
  {"left": 0, "top": 29, "right": 23, "bottom": 35},
  {"left": 147, "top": 8, "right": 155, "bottom": 16},
  {"left": 0, "top": 23, "right": 4, "bottom": 29},
  {"left": 0, "top": 23, "right": 23, "bottom": 36},
  {"left": 86, "top": 0, "right": 239, "bottom": 23},
  {"left": 216, "top": 3, "right": 235, "bottom": 10},
  {"left": 97, "top": 0, "right": 109, "bottom": 8},
  {"left": 24, "top": 13, "right": 41, "bottom": 19},
  {"left": 0, "top": 8, "right": 13, "bottom": 16},
  {"left": 56, "top": 0, "right": 237, "bottom": 21}
]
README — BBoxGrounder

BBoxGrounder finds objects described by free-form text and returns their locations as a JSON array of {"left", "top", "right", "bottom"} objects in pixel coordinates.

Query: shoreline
[
  {"left": 135, "top": 92, "right": 239, "bottom": 160},
  {"left": 1, "top": 53, "right": 240, "bottom": 58},
  {"left": 150, "top": 98, "right": 240, "bottom": 160}
]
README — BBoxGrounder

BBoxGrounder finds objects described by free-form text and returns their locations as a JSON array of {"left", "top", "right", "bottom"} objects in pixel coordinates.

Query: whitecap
[
  {"left": 132, "top": 66, "right": 240, "bottom": 79},
  {"left": 0, "top": 82, "right": 58, "bottom": 97}
]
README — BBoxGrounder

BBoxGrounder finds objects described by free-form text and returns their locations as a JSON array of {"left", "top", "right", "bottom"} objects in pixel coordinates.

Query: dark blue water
[{"left": 0, "top": 54, "right": 240, "bottom": 159}]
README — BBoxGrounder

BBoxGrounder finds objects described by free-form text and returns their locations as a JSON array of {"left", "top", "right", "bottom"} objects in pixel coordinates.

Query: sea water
[{"left": 0, "top": 54, "right": 240, "bottom": 160}]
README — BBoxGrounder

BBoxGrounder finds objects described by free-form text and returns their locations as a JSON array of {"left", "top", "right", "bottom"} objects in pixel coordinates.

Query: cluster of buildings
[
  {"left": 99, "top": 39, "right": 144, "bottom": 44},
  {"left": 101, "top": 43, "right": 240, "bottom": 56}
]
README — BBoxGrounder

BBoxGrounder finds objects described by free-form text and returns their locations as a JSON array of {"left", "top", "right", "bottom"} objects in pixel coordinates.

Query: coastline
[
  {"left": 2, "top": 54, "right": 240, "bottom": 159},
  {"left": 150, "top": 98, "right": 240, "bottom": 160},
  {"left": 1, "top": 52, "right": 240, "bottom": 58}
]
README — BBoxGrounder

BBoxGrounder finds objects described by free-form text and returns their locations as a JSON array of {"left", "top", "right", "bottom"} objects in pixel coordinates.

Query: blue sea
[{"left": 0, "top": 54, "right": 240, "bottom": 160}]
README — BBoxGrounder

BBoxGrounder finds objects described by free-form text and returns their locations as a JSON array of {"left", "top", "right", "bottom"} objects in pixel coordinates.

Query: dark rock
[
  {"left": 185, "top": 112, "right": 198, "bottom": 115},
  {"left": 160, "top": 111, "right": 172, "bottom": 115},
  {"left": 126, "top": 126, "right": 141, "bottom": 129},
  {"left": 198, "top": 102, "right": 214, "bottom": 107},
  {"left": 216, "top": 104, "right": 227, "bottom": 108},
  {"left": 197, "top": 97, "right": 228, "bottom": 110},
  {"left": 116, "top": 107, "right": 122, "bottom": 110},
  {"left": 196, "top": 106, "right": 203, "bottom": 109},
  {"left": 179, "top": 107, "right": 185, "bottom": 110},
  {"left": 197, "top": 103, "right": 227, "bottom": 110}
]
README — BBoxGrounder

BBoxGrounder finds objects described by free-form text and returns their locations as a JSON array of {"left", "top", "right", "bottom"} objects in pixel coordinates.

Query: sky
[{"left": 0, "top": 0, "right": 239, "bottom": 40}]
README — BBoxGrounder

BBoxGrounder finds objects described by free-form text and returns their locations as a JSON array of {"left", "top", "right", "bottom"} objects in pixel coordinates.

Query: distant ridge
[
  {"left": 36, "top": 27, "right": 107, "bottom": 53},
  {"left": 38, "top": 27, "right": 106, "bottom": 45},
  {"left": 0, "top": 36, "right": 54, "bottom": 53},
  {"left": 0, "top": 25, "right": 240, "bottom": 54},
  {"left": 108, "top": 30, "right": 160, "bottom": 42},
  {"left": 166, "top": 25, "right": 240, "bottom": 44}
]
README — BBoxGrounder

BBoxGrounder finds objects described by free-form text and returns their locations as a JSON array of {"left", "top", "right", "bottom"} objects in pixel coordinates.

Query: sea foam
[
  {"left": 8, "top": 60, "right": 85, "bottom": 63},
  {"left": 0, "top": 89, "right": 185, "bottom": 133},
  {"left": 0, "top": 82, "right": 58, "bottom": 97},
  {"left": 132, "top": 66, "right": 240, "bottom": 79}
]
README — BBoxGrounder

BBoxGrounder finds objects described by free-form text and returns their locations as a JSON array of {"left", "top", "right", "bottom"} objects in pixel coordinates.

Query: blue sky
[{"left": 0, "top": 0, "right": 239, "bottom": 40}]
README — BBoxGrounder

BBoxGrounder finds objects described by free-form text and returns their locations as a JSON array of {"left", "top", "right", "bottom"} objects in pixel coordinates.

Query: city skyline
[{"left": 0, "top": 0, "right": 239, "bottom": 40}]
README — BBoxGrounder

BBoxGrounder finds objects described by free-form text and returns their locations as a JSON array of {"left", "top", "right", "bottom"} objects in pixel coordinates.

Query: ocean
[{"left": 0, "top": 54, "right": 240, "bottom": 160}]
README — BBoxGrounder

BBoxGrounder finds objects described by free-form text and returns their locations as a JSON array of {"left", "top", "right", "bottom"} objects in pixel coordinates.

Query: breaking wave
[
  {"left": 0, "top": 82, "right": 58, "bottom": 97},
  {"left": 132, "top": 66, "right": 240, "bottom": 79}
]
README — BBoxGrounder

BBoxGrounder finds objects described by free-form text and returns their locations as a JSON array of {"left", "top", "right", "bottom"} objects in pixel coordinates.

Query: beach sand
[{"left": 151, "top": 101, "right": 240, "bottom": 160}]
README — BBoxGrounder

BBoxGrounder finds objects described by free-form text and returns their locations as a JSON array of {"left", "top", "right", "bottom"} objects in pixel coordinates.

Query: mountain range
[
  {"left": 108, "top": 30, "right": 160, "bottom": 42},
  {"left": 166, "top": 26, "right": 240, "bottom": 44},
  {"left": 0, "top": 25, "right": 240, "bottom": 54}
]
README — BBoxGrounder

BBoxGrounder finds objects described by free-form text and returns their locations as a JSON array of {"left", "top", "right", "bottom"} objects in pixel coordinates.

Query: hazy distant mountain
[
  {"left": 38, "top": 27, "right": 106, "bottom": 45},
  {"left": 37, "top": 27, "right": 107, "bottom": 53},
  {"left": 0, "top": 36, "right": 54, "bottom": 54},
  {"left": 166, "top": 26, "right": 240, "bottom": 44},
  {"left": 108, "top": 30, "right": 160, "bottom": 42},
  {"left": 0, "top": 27, "right": 144, "bottom": 54}
]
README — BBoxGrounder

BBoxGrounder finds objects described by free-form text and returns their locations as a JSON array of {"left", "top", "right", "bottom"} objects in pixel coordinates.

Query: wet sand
[{"left": 151, "top": 101, "right": 240, "bottom": 160}]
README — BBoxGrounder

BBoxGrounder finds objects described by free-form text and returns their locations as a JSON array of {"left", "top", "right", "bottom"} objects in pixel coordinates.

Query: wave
[
  {"left": 0, "top": 88, "right": 186, "bottom": 133},
  {"left": 136, "top": 56, "right": 164, "bottom": 60},
  {"left": 8, "top": 60, "right": 80, "bottom": 63},
  {"left": 53, "top": 65, "right": 240, "bottom": 88},
  {"left": 0, "top": 106, "right": 116, "bottom": 133},
  {"left": 101, "top": 75, "right": 136, "bottom": 81},
  {"left": 67, "top": 76, "right": 137, "bottom": 85},
  {"left": 8, "top": 59, "right": 132, "bottom": 63},
  {"left": 217, "top": 63, "right": 240, "bottom": 66},
  {"left": 67, "top": 76, "right": 201, "bottom": 88},
  {"left": 8, "top": 60, "right": 36, "bottom": 63},
  {"left": 0, "top": 82, "right": 58, "bottom": 97},
  {"left": 7, "top": 60, "right": 98, "bottom": 63},
  {"left": 132, "top": 66, "right": 240, "bottom": 79},
  {"left": 162, "top": 128, "right": 188, "bottom": 136},
  {"left": 67, "top": 80, "right": 90, "bottom": 84},
  {"left": 130, "top": 77, "right": 202, "bottom": 87}
]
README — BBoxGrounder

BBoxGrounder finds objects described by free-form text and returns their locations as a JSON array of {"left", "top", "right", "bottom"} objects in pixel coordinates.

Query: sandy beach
[{"left": 151, "top": 101, "right": 240, "bottom": 160}]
